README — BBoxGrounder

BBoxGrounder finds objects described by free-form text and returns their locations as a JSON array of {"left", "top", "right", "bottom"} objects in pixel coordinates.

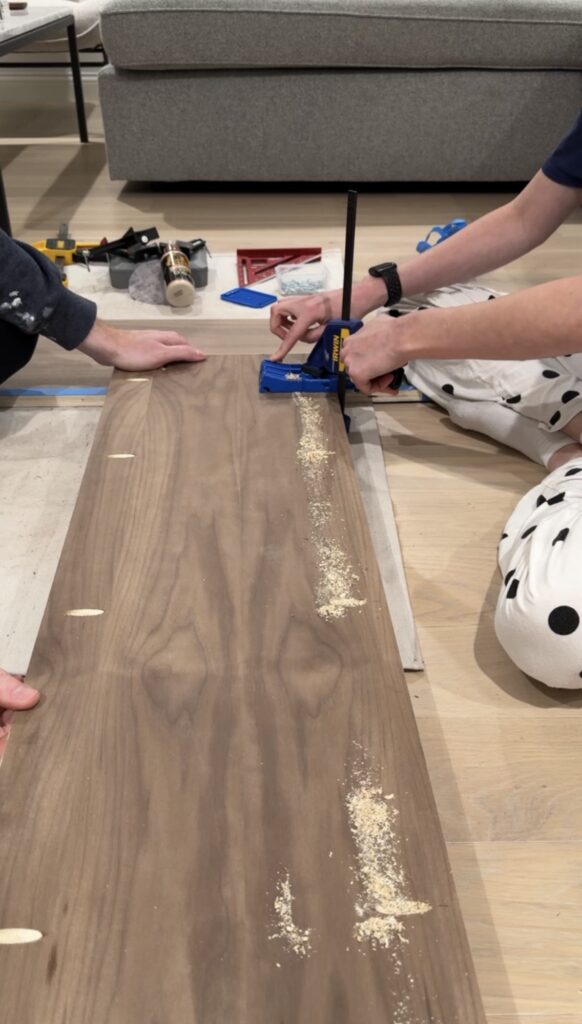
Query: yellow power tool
[{"left": 33, "top": 223, "right": 105, "bottom": 284}]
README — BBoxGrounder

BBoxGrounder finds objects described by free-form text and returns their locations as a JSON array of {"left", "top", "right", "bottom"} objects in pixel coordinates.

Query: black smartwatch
[{"left": 368, "top": 262, "right": 402, "bottom": 307}]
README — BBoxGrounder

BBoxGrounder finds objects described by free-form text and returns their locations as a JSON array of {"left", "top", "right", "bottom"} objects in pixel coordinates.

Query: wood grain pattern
[
  {"left": 0, "top": 356, "right": 484, "bottom": 1022},
  {"left": 449, "top": 843, "right": 582, "bottom": 1018},
  {"left": 491, "top": 1018, "right": 582, "bottom": 1024},
  {"left": 417, "top": 717, "right": 582, "bottom": 842},
  {"left": 6, "top": 114, "right": 582, "bottom": 1016}
]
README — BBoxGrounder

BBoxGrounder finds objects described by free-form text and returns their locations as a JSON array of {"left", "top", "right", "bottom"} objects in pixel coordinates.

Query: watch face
[{"left": 369, "top": 262, "right": 397, "bottom": 275}]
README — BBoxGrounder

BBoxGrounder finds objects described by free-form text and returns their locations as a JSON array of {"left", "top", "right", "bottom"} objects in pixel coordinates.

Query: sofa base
[{"left": 99, "top": 66, "right": 582, "bottom": 182}]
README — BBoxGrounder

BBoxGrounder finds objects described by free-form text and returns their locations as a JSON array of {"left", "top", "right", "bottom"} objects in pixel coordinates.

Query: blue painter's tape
[{"left": 0, "top": 386, "right": 108, "bottom": 397}]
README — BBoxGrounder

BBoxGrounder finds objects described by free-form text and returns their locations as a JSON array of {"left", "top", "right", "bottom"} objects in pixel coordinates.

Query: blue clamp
[
  {"left": 416, "top": 218, "right": 468, "bottom": 254},
  {"left": 259, "top": 313, "right": 407, "bottom": 402},
  {"left": 259, "top": 318, "right": 363, "bottom": 395}
]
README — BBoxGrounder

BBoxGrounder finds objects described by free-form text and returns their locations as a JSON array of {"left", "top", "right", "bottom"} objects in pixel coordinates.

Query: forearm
[
  {"left": 351, "top": 201, "right": 529, "bottom": 315},
  {"left": 353, "top": 172, "right": 580, "bottom": 316},
  {"left": 0, "top": 230, "right": 96, "bottom": 347},
  {"left": 403, "top": 202, "right": 532, "bottom": 293},
  {"left": 399, "top": 275, "right": 582, "bottom": 363}
]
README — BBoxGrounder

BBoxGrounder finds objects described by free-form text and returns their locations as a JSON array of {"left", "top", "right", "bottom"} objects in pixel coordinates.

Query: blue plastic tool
[
  {"left": 220, "top": 287, "right": 276, "bottom": 309},
  {"left": 259, "top": 310, "right": 406, "bottom": 396},
  {"left": 259, "top": 191, "right": 363, "bottom": 431},
  {"left": 259, "top": 316, "right": 363, "bottom": 394},
  {"left": 259, "top": 192, "right": 407, "bottom": 428},
  {"left": 416, "top": 218, "right": 467, "bottom": 253}
]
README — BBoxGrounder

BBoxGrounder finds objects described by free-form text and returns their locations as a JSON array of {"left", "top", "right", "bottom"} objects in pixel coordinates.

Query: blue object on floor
[
  {"left": 220, "top": 287, "right": 277, "bottom": 309},
  {"left": 416, "top": 218, "right": 468, "bottom": 253},
  {"left": 0, "top": 386, "right": 108, "bottom": 396}
]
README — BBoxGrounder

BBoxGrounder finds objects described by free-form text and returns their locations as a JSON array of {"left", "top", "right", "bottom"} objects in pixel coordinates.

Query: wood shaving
[
  {"left": 347, "top": 771, "right": 431, "bottom": 952},
  {"left": 316, "top": 541, "right": 367, "bottom": 620},
  {"left": 295, "top": 395, "right": 335, "bottom": 473},
  {"left": 294, "top": 395, "right": 367, "bottom": 621},
  {"left": 308, "top": 499, "right": 332, "bottom": 530},
  {"left": 270, "top": 871, "right": 313, "bottom": 958},
  {"left": 393, "top": 996, "right": 418, "bottom": 1024}
]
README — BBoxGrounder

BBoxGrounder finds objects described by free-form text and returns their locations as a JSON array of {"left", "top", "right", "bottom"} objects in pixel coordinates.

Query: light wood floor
[{"left": 2, "top": 100, "right": 582, "bottom": 1022}]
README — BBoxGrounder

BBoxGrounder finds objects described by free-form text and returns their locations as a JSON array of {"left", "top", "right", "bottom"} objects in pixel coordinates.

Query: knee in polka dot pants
[
  {"left": 402, "top": 343, "right": 582, "bottom": 687},
  {"left": 496, "top": 459, "right": 582, "bottom": 689}
]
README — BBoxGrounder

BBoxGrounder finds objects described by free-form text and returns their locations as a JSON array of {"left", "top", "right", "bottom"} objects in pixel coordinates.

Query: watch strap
[{"left": 368, "top": 263, "right": 402, "bottom": 307}]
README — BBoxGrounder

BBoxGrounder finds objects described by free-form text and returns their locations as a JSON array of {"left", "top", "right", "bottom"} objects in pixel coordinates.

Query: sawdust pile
[
  {"left": 316, "top": 541, "right": 367, "bottom": 620},
  {"left": 347, "top": 772, "right": 431, "bottom": 952},
  {"left": 294, "top": 395, "right": 366, "bottom": 621},
  {"left": 270, "top": 871, "right": 313, "bottom": 958},
  {"left": 295, "top": 395, "right": 335, "bottom": 475},
  {"left": 308, "top": 498, "right": 332, "bottom": 530}
]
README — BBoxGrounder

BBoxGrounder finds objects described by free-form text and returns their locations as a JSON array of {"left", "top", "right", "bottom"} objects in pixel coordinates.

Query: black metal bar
[
  {"left": 67, "top": 21, "right": 88, "bottom": 143},
  {"left": 338, "top": 189, "right": 358, "bottom": 418},
  {"left": 341, "top": 189, "right": 358, "bottom": 321},
  {"left": 0, "top": 58, "right": 103, "bottom": 68},
  {"left": 0, "top": 167, "right": 11, "bottom": 236}
]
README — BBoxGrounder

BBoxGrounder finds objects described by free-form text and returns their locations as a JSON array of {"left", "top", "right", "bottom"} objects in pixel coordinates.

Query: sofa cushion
[{"left": 101, "top": 0, "right": 582, "bottom": 72}]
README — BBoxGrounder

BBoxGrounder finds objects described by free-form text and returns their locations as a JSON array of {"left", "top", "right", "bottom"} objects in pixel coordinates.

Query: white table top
[
  {"left": 0, "top": 4, "right": 72, "bottom": 43},
  {"left": 66, "top": 249, "right": 345, "bottom": 324}
]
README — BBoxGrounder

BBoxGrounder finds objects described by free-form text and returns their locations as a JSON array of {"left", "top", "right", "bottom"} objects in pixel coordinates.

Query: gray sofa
[{"left": 99, "top": 0, "right": 582, "bottom": 182}]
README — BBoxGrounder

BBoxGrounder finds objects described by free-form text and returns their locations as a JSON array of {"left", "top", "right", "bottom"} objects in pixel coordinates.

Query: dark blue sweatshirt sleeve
[
  {"left": 0, "top": 230, "right": 97, "bottom": 349},
  {"left": 542, "top": 111, "right": 582, "bottom": 189}
]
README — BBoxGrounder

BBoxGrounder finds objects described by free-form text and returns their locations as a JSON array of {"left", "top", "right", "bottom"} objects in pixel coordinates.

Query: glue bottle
[{"left": 161, "top": 243, "right": 195, "bottom": 307}]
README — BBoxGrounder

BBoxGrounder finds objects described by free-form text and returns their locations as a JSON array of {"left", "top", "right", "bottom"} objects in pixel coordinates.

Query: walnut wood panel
[{"left": 0, "top": 356, "right": 485, "bottom": 1022}]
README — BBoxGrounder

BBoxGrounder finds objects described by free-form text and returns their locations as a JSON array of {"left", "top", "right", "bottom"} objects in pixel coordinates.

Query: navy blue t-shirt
[{"left": 543, "top": 111, "right": 582, "bottom": 188}]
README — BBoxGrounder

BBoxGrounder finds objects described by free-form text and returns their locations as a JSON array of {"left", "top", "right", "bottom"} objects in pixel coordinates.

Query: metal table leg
[
  {"left": 0, "top": 166, "right": 11, "bottom": 236},
  {"left": 67, "top": 21, "right": 88, "bottom": 143}
]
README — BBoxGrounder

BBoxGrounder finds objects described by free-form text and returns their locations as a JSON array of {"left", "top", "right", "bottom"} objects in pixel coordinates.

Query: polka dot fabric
[
  {"left": 496, "top": 457, "right": 582, "bottom": 688},
  {"left": 378, "top": 288, "right": 582, "bottom": 688},
  {"left": 406, "top": 354, "right": 582, "bottom": 466}
]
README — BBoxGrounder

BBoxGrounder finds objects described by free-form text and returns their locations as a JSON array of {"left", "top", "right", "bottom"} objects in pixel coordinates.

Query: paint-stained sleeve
[{"left": 0, "top": 230, "right": 97, "bottom": 350}]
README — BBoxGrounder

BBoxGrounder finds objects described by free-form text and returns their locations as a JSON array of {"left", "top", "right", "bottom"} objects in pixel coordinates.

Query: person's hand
[
  {"left": 342, "top": 316, "right": 409, "bottom": 395},
  {"left": 269, "top": 290, "right": 343, "bottom": 361},
  {"left": 0, "top": 670, "right": 40, "bottom": 762},
  {"left": 269, "top": 275, "right": 392, "bottom": 361},
  {"left": 78, "top": 320, "right": 206, "bottom": 371}
]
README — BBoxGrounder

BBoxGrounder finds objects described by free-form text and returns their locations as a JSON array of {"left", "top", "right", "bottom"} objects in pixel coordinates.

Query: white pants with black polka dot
[
  {"left": 390, "top": 289, "right": 582, "bottom": 689},
  {"left": 495, "top": 459, "right": 582, "bottom": 689},
  {"left": 405, "top": 353, "right": 582, "bottom": 469}
]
